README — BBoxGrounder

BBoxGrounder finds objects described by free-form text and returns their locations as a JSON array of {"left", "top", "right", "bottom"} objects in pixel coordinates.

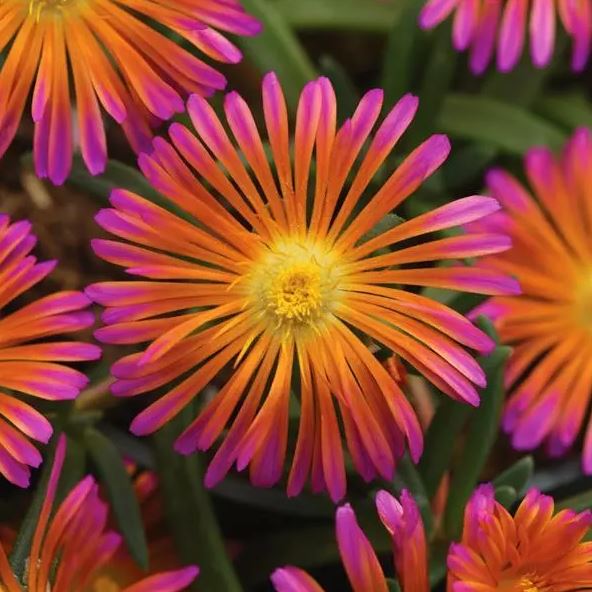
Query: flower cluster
[
  {"left": 0, "top": 435, "right": 199, "bottom": 591},
  {"left": 272, "top": 486, "right": 592, "bottom": 592},
  {"left": 0, "top": 0, "right": 591, "bottom": 590}
]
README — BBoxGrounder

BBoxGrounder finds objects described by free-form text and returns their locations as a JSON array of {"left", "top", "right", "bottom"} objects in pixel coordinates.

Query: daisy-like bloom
[
  {"left": 87, "top": 73, "right": 518, "bottom": 501},
  {"left": 470, "top": 128, "right": 592, "bottom": 472},
  {"left": 447, "top": 483, "right": 592, "bottom": 591},
  {"left": 419, "top": 0, "right": 591, "bottom": 74},
  {"left": 0, "top": 435, "right": 199, "bottom": 592},
  {"left": 0, "top": 1, "right": 260, "bottom": 185},
  {"left": 272, "top": 489, "right": 428, "bottom": 592},
  {"left": 0, "top": 213, "right": 100, "bottom": 488}
]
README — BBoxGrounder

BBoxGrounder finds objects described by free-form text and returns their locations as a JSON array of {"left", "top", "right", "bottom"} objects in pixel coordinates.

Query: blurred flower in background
[
  {"left": 0, "top": 0, "right": 260, "bottom": 184},
  {"left": 87, "top": 72, "right": 518, "bottom": 501},
  {"left": 419, "top": 0, "right": 591, "bottom": 74},
  {"left": 448, "top": 483, "right": 592, "bottom": 590},
  {"left": 0, "top": 436, "right": 199, "bottom": 591},
  {"left": 0, "top": 213, "right": 100, "bottom": 487},
  {"left": 271, "top": 489, "right": 428, "bottom": 592},
  {"left": 470, "top": 128, "right": 592, "bottom": 474}
]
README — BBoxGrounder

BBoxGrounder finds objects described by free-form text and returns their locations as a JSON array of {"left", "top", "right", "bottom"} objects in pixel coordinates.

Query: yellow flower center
[
  {"left": 266, "top": 264, "right": 322, "bottom": 323},
  {"left": 247, "top": 239, "right": 342, "bottom": 338},
  {"left": 498, "top": 573, "right": 544, "bottom": 592}
]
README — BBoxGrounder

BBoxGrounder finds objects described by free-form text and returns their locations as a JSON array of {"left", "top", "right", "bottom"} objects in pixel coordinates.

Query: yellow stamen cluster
[
  {"left": 247, "top": 239, "right": 342, "bottom": 337},
  {"left": 499, "top": 574, "right": 544, "bottom": 592},
  {"left": 266, "top": 263, "right": 323, "bottom": 323}
]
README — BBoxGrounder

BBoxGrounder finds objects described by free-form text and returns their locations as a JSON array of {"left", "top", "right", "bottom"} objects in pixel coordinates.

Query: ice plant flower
[
  {"left": 471, "top": 128, "right": 592, "bottom": 473},
  {"left": 0, "top": 214, "right": 100, "bottom": 487},
  {"left": 87, "top": 73, "right": 518, "bottom": 501},
  {"left": 0, "top": 435, "right": 199, "bottom": 591},
  {"left": 272, "top": 489, "right": 428, "bottom": 592},
  {"left": 447, "top": 483, "right": 592, "bottom": 591},
  {"left": 0, "top": 0, "right": 260, "bottom": 185},
  {"left": 419, "top": 0, "right": 592, "bottom": 74}
]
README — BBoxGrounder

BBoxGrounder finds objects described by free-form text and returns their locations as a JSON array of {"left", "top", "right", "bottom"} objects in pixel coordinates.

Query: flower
[
  {"left": 470, "top": 128, "right": 592, "bottom": 473},
  {"left": 447, "top": 483, "right": 592, "bottom": 591},
  {"left": 271, "top": 489, "right": 428, "bottom": 592},
  {"left": 419, "top": 0, "right": 591, "bottom": 74},
  {"left": 87, "top": 73, "right": 518, "bottom": 501},
  {"left": 0, "top": 214, "right": 100, "bottom": 488},
  {"left": 0, "top": 0, "right": 260, "bottom": 185},
  {"left": 0, "top": 435, "right": 199, "bottom": 591}
]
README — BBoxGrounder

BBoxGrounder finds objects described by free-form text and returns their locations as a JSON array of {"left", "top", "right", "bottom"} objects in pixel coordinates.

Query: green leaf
[
  {"left": 394, "top": 454, "right": 434, "bottom": 535},
  {"left": 236, "top": 0, "right": 317, "bottom": 111},
  {"left": 153, "top": 408, "right": 242, "bottom": 592},
  {"left": 438, "top": 94, "right": 566, "bottom": 155},
  {"left": 381, "top": 0, "right": 426, "bottom": 107},
  {"left": 407, "top": 22, "right": 457, "bottom": 147},
  {"left": 492, "top": 456, "right": 534, "bottom": 496},
  {"left": 536, "top": 94, "right": 592, "bottom": 130},
  {"left": 494, "top": 485, "right": 518, "bottom": 508},
  {"left": 55, "top": 435, "right": 87, "bottom": 505},
  {"left": 84, "top": 427, "right": 149, "bottom": 569},
  {"left": 442, "top": 143, "right": 498, "bottom": 191},
  {"left": 319, "top": 55, "right": 360, "bottom": 118},
  {"left": 10, "top": 437, "right": 60, "bottom": 579},
  {"left": 444, "top": 318, "right": 511, "bottom": 538},
  {"left": 275, "top": 0, "right": 402, "bottom": 32},
  {"left": 418, "top": 395, "right": 471, "bottom": 499},
  {"left": 386, "top": 578, "right": 402, "bottom": 592},
  {"left": 557, "top": 489, "right": 592, "bottom": 512}
]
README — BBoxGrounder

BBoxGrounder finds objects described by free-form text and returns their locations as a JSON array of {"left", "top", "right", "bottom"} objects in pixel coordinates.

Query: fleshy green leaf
[
  {"left": 153, "top": 408, "right": 242, "bottom": 592},
  {"left": 381, "top": 0, "right": 426, "bottom": 107},
  {"left": 84, "top": 427, "right": 149, "bottom": 569},
  {"left": 236, "top": 0, "right": 317, "bottom": 111},
  {"left": 418, "top": 395, "right": 471, "bottom": 499},
  {"left": 557, "top": 489, "right": 592, "bottom": 512},
  {"left": 492, "top": 456, "right": 534, "bottom": 496},
  {"left": 275, "top": 0, "right": 401, "bottom": 32},
  {"left": 444, "top": 318, "right": 511, "bottom": 538},
  {"left": 438, "top": 94, "right": 566, "bottom": 154},
  {"left": 536, "top": 94, "right": 592, "bottom": 130},
  {"left": 494, "top": 485, "right": 518, "bottom": 508},
  {"left": 394, "top": 454, "right": 434, "bottom": 535}
]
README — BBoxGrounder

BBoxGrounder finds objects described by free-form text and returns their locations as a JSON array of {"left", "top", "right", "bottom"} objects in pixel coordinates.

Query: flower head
[
  {"left": 0, "top": 214, "right": 100, "bottom": 487},
  {"left": 471, "top": 128, "right": 592, "bottom": 473},
  {"left": 0, "top": 0, "right": 260, "bottom": 185},
  {"left": 88, "top": 73, "right": 517, "bottom": 501},
  {"left": 447, "top": 484, "right": 592, "bottom": 591},
  {"left": 419, "top": 0, "right": 591, "bottom": 74},
  {"left": 272, "top": 489, "right": 428, "bottom": 592},
  {"left": 0, "top": 435, "right": 199, "bottom": 592}
]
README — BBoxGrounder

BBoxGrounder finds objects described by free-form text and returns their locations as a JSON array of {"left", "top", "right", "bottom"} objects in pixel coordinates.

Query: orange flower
[
  {"left": 471, "top": 128, "right": 592, "bottom": 473},
  {"left": 0, "top": 0, "right": 260, "bottom": 184},
  {"left": 447, "top": 484, "right": 592, "bottom": 591},
  {"left": 0, "top": 213, "right": 100, "bottom": 487},
  {"left": 0, "top": 436, "right": 199, "bottom": 591},
  {"left": 88, "top": 73, "right": 518, "bottom": 501}
]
